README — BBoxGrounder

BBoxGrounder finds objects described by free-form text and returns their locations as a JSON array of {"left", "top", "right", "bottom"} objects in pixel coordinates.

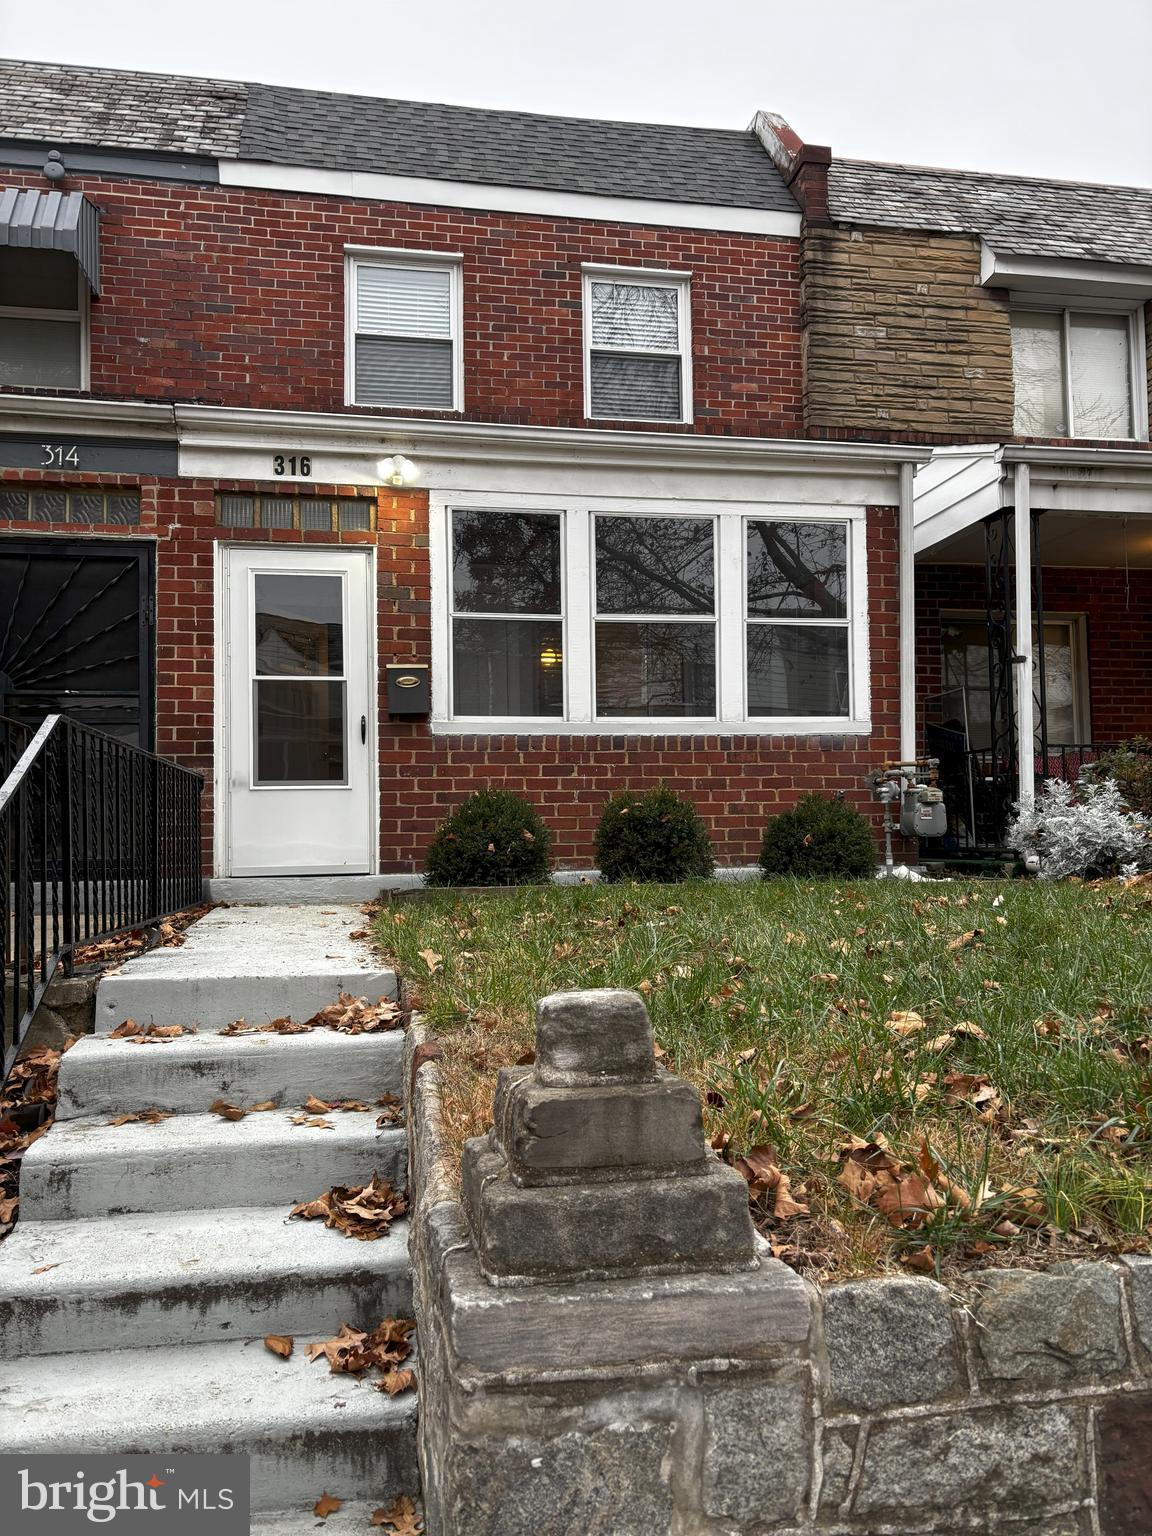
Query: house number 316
[{"left": 272, "top": 455, "right": 312, "bottom": 476}]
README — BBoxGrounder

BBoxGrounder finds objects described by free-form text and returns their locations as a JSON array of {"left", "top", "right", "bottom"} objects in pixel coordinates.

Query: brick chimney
[{"left": 750, "top": 110, "right": 833, "bottom": 227}]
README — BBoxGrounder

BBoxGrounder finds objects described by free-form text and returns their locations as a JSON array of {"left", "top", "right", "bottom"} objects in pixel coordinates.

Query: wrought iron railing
[
  {"left": 1, "top": 714, "right": 204, "bottom": 1074},
  {"left": 927, "top": 733, "right": 1117, "bottom": 853}
]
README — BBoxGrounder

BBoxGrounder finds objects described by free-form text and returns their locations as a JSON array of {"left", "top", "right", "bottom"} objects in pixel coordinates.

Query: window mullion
[
  {"left": 565, "top": 507, "right": 593, "bottom": 722},
  {"left": 717, "top": 515, "right": 744, "bottom": 722},
  {"left": 1062, "top": 308, "right": 1075, "bottom": 436}
]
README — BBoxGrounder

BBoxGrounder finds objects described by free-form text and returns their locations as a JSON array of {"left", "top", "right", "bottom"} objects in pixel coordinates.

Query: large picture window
[{"left": 437, "top": 499, "right": 866, "bottom": 731}]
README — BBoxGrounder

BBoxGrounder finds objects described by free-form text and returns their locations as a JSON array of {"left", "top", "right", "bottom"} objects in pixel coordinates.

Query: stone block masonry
[{"left": 407, "top": 989, "right": 1152, "bottom": 1535}]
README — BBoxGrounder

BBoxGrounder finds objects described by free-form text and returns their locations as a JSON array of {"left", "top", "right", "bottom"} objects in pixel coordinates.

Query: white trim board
[{"left": 217, "top": 160, "right": 802, "bottom": 238}]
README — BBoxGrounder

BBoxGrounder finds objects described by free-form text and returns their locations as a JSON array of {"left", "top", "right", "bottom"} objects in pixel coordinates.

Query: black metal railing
[
  {"left": 928, "top": 734, "right": 1117, "bottom": 854},
  {"left": 1, "top": 714, "right": 204, "bottom": 1074}
]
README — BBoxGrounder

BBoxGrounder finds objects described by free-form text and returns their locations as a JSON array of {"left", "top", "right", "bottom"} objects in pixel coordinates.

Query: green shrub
[
  {"left": 1087, "top": 738, "right": 1152, "bottom": 817},
  {"left": 759, "top": 793, "right": 877, "bottom": 879},
  {"left": 425, "top": 789, "right": 551, "bottom": 887},
  {"left": 594, "top": 786, "right": 714, "bottom": 884}
]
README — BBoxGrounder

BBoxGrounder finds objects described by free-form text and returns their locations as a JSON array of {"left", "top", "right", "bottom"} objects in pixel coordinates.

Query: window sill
[{"left": 429, "top": 717, "right": 872, "bottom": 738}]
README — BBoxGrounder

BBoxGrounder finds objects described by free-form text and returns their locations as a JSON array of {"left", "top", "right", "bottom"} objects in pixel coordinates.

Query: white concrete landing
[{"left": 95, "top": 904, "right": 396, "bottom": 1030}]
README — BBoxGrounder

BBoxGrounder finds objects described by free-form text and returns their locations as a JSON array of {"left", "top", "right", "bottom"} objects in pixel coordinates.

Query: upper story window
[
  {"left": 435, "top": 496, "right": 868, "bottom": 732},
  {"left": 1011, "top": 306, "right": 1143, "bottom": 439},
  {"left": 0, "top": 247, "right": 87, "bottom": 390},
  {"left": 345, "top": 248, "right": 462, "bottom": 411},
  {"left": 583, "top": 266, "right": 692, "bottom": 424}
]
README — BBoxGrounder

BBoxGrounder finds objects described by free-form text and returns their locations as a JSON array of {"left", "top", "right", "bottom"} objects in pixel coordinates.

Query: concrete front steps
[{"left": 0, "top": 904, "right": 418, "bottom": 1519}]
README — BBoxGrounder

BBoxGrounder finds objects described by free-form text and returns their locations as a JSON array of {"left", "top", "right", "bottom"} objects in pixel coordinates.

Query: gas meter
[{"left": 870, "top": 760, "right": 947, "bottom": 872}]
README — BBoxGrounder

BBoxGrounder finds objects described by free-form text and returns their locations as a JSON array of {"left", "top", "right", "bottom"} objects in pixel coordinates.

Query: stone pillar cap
[{"left": 535, "top": 989, "right": 657, "bottom": 1086}]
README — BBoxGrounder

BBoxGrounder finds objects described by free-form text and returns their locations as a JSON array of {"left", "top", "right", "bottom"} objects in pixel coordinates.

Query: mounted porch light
[{"left": 378, "top": 454, "right": 419, "bottom": 487}]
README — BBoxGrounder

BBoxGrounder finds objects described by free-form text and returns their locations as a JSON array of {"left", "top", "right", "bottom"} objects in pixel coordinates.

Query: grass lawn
[{"left": 377, "top": 877, "right": 1152, "bottom": 1280}]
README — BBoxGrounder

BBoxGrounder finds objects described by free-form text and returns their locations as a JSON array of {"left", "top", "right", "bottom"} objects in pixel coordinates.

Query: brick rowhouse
[{"left": 0, "top": 154, "right": 913, "bottom": 876}]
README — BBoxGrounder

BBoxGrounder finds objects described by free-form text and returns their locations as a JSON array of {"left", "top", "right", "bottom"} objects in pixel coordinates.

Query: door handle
[{"left": 360, "top": 715, "right": 367, "bottom": 744}]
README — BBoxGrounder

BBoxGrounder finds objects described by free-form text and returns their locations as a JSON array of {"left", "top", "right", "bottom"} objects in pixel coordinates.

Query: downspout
[
  {"left": 1013, "top": 461, "right": 1035, "bottom": 806},
  {"left": 899, "top": 460, "right": 917, "bottom": 764}
]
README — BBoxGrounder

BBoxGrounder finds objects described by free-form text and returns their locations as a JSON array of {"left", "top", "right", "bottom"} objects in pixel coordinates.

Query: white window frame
[
  {"left": 582, "top": 264, "right": 693, "bottom": 426},
  {"left": 343, "top": 245, "right": 464, "bottom": 412},
  {"left": 1010, "top": 297, "right": 1148, "bottom": 441},
  {"left": 431, "top": 491, "right": 870, "bottom": 735},
  {"left": 0, "top": 264, "right": 89, "bottom": 391}
]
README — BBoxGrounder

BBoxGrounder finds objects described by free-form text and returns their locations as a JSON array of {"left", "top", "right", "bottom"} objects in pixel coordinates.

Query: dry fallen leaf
[
  {"left": 209, "top": 1099, "right": 247, "bottom": 1122},
  {"left": 313, "top": 1492, "right": 343, "bottom": 1519},
  {"left": 372, "top": 1495, "right": 424, "bottom": 1533},
  {"left": 107, "top": 1108, "right": 170, "bottom": 1126},
  {"left": 417, "top": 949, "right": 442, "bottom": 975},
  {"left": 290, "top": 1174, "right": 408, "bottom": 1240},
  {"left": 31, "top": 1263, "right": 60, "bottom": 1275},
  {"left": 263, "top": 1334, "right": 293, "bottom": 1359}
]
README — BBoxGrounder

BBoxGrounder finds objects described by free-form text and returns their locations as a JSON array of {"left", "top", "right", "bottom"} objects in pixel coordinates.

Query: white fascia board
[
  {"left": 0, "top": 392, "right": 177, "bottom": 438},
  {"left": 218, "top": 159, "right": 802, "bottom": 238},
  {"left": 174, "top": 409, "right": 924, "bottom": 506},
  {"left": 980, "top": 241, "right": 1152, "bottom": 301}
]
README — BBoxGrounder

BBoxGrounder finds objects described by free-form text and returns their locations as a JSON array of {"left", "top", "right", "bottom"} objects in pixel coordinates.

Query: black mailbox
[{"left": 386, "top": 663, "right": 431, "bottom": 716}]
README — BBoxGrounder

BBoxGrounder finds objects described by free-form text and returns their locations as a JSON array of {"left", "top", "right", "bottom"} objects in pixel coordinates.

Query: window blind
[
  {"left": 357, "top": 265, "right": 452, "bottom": 338},
  {"left": 590, "top": 353, "right": 681, "bottom": 420}
]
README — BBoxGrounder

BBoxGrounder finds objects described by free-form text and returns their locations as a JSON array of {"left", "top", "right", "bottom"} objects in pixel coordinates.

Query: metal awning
[{"left": 0, "top": 187, "right": 101, "bottom": 295}]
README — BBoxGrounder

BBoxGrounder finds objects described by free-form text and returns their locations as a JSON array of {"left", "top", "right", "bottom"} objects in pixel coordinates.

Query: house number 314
[{"left": 272, "top": 455, "right": 312, "bottom": 476}]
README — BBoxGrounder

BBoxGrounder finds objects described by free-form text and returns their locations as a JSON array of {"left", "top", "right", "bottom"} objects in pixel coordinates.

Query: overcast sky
[{"left": 1, "top": 0, "right": 1149, "bottom": 186}]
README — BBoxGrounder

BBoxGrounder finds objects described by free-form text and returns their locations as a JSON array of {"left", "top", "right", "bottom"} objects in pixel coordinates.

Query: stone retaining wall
[{"left": 406, "top": 1003, "right": 1151, "bottom": 1535}]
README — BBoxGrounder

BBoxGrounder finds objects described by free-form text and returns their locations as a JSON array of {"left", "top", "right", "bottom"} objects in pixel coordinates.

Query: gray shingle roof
[
  {"left": 0, "top": 59, "right": 247, "bottom": 158},
  {"left": 829, "top": 159, "right": 1152, "bottom": 266},
  {"left": 0, "top": 59, "right": 797, "bottom": 213}
]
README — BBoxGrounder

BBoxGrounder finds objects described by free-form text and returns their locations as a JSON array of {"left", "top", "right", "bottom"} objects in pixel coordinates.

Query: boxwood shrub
[
  {"left": 759, "top": 793, "right": 877, "bottom": 879},
  {"left": 594, "top": 786, "right": 714, "bottom": 884},
  {"left": 425, "top": 789, "right": 551, "bottom": 887}
]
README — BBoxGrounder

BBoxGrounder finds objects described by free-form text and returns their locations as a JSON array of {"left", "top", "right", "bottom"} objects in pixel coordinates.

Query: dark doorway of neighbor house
[{"left": 0, "top": 537, "right": 155, "bottom": 748}]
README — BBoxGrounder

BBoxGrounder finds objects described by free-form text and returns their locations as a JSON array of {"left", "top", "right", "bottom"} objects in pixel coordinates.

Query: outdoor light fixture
[
  {"left": 539, "top": 645, "right": 562, "bottom": 669},
  {"left": 378, "top": 454, "right": 419, "bottom": 487}
]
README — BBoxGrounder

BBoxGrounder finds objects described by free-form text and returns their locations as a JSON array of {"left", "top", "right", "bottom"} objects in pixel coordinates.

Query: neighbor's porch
[{"left": 912, "top": 445, "right": 1152, "bottom": 854}]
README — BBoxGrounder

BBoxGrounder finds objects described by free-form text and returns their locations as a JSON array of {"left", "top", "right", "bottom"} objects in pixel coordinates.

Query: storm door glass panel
[
  {"left": 1011, "top": 312, "right": 1066, "bottom": 436},
  {"left": 451, "top": 510, "right": 564, "bottom": 717},
  {"left": 1039, "top": 621, "right": 1078, "bottom": 744},
  {"left": 746, "top": 520, "right": 850, "bottom": 719},
  {"left": 252, "top": 573, "right": 346, "bottom": 783},
  {"left": 1069, "top": 313, "right": 1132, "bottom": 438},
  {"left": 940, "top": 620, "right": 992, "bottom": 747},
  {"left": 594, "top": 514, "right": 716, "bottom": 717}
]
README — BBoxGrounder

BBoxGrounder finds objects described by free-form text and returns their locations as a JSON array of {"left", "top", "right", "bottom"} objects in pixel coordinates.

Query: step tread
[
  {"left": 56, "top": 1028, "right": 405, "bottom": 1119},
  {"left": 0, "top": 1205, "right": 411, "bottom": 1299},
  {"left": 26, "top": 1106, "right": 404, "bottom": 1163},
  {"left": 251, "top": 1501, "right": 422, "bottom": 1533},
  {"left": 0, "top": 1335, "right": 417, "bottom": 1450}
]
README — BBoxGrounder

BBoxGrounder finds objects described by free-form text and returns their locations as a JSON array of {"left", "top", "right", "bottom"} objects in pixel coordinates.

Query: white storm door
[{"left": 224, "top": 547, "right": 374, "bottom": 876}]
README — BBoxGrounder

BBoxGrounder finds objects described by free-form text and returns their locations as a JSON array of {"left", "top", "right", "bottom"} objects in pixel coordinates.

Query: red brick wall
[
  {"left": 0, "top": 168, "right": 802, "bottom": 437},
  {"left": 916, "top": 563, "right": 1152, "bottom": 745},
  {"left": 0, "top": 477, "right": 900, "bottom": 874}
]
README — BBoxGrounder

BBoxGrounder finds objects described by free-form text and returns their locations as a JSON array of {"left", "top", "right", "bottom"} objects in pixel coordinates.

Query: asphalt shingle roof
[
  {"left": 0, "top": 59, "right": 797, "bottom": 213},
  {"left": 829, "top": 158, "right": 1152, "bottom": 266}
]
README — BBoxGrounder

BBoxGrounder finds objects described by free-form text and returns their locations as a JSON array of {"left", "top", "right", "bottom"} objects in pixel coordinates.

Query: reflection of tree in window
[
  {"left": 595, "top": 516, "right": 713, "bottom": 613},
  {"left": 746, "top": 521, "right": 849, "bottom": 717},
  {"left": 591, "top": 284, "right": 678, "bottom": 350},
  {"left": 747, "top": 522, "right": 846, "bottom": 617},
  {"left": 452, "top": 510, "right": 561, "bottom": 614}
]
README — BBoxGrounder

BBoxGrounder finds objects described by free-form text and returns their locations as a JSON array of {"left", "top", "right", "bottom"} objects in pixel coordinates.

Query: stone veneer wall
[
  {"left": 406, "top": 1021, "right": 1152, "bottom": 1535},
  {"left": 801, "top": 225, "right": 1015, "bottom": 438}
]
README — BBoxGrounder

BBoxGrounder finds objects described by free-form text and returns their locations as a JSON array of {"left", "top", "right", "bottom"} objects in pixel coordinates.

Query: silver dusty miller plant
[{"left": 1007, "top": 775, "right": 1152, "bottom": 880}]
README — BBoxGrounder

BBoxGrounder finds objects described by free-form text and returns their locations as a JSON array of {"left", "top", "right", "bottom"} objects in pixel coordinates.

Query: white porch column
[
  {"left": 899, "top": 460, "right": 916, "bottom": 763},
  {"left": 1013, "top": 462, "right": 1035, "bottom": 806}
]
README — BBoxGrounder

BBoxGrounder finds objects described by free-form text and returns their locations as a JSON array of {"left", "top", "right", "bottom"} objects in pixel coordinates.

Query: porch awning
[{"left": 0, "top": 187, "right": 101, "bottom": 295}]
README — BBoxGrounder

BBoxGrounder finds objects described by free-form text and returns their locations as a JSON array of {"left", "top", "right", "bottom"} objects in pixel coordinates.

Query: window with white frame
[
  {"left": 346, "top": 251, "right": 461, "bottom": 410},
  {"left": 0, "top": 246, "right": 86, "bottom": 389},
  {"left": 442, "top": 500, "right": 862, "bottom": 728},
  {"left": 746, "top": 520, "right": 851, "bottom": 716},
  {"left": 583, "top": 268, "right": 691, "bottom": 423},
  {"left": 1011, "top": 306, "right": 1141, "bottom": 439}
]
